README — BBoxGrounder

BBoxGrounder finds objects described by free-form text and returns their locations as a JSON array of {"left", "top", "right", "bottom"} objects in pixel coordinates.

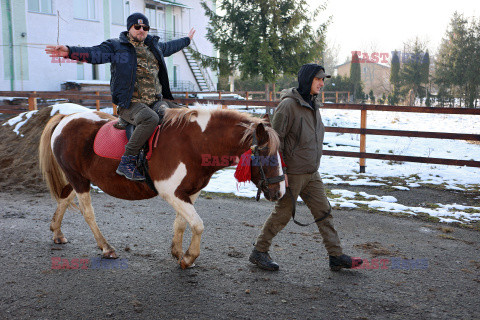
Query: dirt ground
[
  {"left": 0, "top": 107, "right": 479, "bottom": 319},
  {"left": 0, "top": 188, "right": 479, "bottom": 320}
]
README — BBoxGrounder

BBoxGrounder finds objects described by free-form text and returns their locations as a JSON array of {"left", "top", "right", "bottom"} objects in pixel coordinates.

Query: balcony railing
[
  {"left": 169, "top": 80, "right": 195, "bottom": 92},
  {"left": 149, "top": 30, "right": 189, "bottom": 42}
]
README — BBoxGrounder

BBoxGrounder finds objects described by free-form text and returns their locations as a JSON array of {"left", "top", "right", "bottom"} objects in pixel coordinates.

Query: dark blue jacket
[{"left": 67, "top": 31, "right": 191, "bottom": 108}]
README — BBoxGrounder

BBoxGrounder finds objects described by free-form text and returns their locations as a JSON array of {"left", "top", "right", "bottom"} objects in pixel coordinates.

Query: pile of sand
[{"left": 0, "top": 107, "right": 54, "bottom": 193}]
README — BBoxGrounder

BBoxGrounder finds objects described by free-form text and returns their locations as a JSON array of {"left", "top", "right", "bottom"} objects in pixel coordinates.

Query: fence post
[
  {"left": 28, "top": 92, "right": 37, "bottom": 111},
  {"left": 322, "top": 92, "right": 325, "bottom": 103},
  {"left": 95, "top": 91, "right": 100, "bottom": 111},
  {"left": 113, "top": 104, "right": 117, "bottom": 115},
  {"left": 336, "top": 92, "right": 338, "bottom": 103},
  {"left": 246, "top": 91, "right": 249, "bottom": 110},
  {"left": 219, "top": 91, "right": 226, "bottom": 109},
  {"left": 360, "top": 106, "right": 367, "bottom": 173},
  {"left": 185, "top": 91, "right": 189, "bottom": 107}
]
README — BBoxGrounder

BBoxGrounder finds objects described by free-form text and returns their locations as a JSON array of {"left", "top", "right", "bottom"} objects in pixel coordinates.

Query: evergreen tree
[
  {"left": 200, "top": 0, "right": 328, "bottom": 91},
  {"left": 399, "top": 38, "right": 429, "bottom": 105},
  {"left": 434, "top": 12, "right": 480, "bottom": 108},
  {"left": 369, "top": 90, "right": 375, "bottom": 104},
  {"left": 390, "top": 50, "right": 400, "bottom": 105},
  {"left": 350, "top": 52, "right": 362, "bottom": 101}
]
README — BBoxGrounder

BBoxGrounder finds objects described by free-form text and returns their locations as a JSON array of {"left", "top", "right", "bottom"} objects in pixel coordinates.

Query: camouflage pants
[
  {"left": 254, "top": 171, "right": 343, "bottom": 256},
  {"left": 117, "top": 102, "right": 165, "bottom": 156}
]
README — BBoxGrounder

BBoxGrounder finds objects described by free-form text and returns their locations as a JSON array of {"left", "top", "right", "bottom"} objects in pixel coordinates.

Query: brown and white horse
[{"left": 39, "top": 107, "right": 285, "bottom": 269}]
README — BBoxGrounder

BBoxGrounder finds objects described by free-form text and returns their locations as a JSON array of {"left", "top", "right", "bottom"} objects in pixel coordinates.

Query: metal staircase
[{"left": 183, "top": 40, "right": 215, "bottom": 91}]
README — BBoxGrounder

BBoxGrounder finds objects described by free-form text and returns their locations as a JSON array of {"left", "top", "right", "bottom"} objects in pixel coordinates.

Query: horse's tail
[{"left": 39, "top": 114, "right": 76, "bottom": 209}]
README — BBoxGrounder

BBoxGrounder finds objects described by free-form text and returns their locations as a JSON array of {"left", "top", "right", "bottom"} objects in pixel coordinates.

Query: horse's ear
[
  {"left": 261, "top": 113, "right": 271, "bottom": 124},
  {"left": 255, "top": 122, "right": 268, "bottom": 144}
]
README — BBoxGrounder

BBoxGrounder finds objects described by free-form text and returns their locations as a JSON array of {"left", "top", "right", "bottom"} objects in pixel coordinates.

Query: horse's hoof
[
  {"left": 102, "top": 250, "right": 118, "bottom": 259},
  {"left": 179, "top": 258, "right": 195, "bottom": 269},
  {"left": 171, "top": 251, "right": 183, "bottom": 261},
  {"left": 53, "top": 237, "right": 68, "bottom": 244}
]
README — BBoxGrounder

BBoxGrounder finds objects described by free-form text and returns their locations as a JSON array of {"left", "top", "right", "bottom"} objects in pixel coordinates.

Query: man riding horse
[{"left": 46, "top": 13, "right": 195, "bottom": 181}]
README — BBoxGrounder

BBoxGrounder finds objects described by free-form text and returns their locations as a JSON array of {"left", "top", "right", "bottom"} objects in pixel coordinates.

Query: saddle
[{"left": 93, "top": 120, "right": 160, "bottom": 160}]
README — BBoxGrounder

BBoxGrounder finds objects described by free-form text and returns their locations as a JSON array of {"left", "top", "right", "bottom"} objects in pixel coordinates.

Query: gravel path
[{"left": 0, "top": 188, "right": 479, "bottom": 320}]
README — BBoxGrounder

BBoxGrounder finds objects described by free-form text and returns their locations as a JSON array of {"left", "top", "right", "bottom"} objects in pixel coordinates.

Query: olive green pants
[
  {"left": 255, "top": 171, "right": 343, "bottom": 256},
  {"left": 117, "top": 102, "right": 161, "bottom": 156}
]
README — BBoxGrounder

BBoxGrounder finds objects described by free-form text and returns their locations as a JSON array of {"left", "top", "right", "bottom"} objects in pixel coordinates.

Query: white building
[{"left": 0, "top": 0, "right": 217, "bottom": 92}]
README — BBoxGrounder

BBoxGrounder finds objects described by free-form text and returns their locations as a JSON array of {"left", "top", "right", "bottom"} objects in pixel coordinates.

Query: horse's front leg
[
  {"left": 171, "top": 212, "right": 186, "bottom": 262},
  {"left": 76, "top": 192, "right": 117, "bottom": 259},
  {"left": 171, "top": 191, "right": 201, "bottom": 262},
  {"left": 165, "top": 197, "right": 203, "bottom": 269}
]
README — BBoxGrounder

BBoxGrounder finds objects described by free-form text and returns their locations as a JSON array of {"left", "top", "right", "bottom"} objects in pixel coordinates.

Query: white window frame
[
  {"left": 157, "top": 8, "right": 165, "bottom": 32},
  {"left": 74, "top": 0, "right": 97, "bottom": 20},
  {"left": 77, "top": 63, "right": 85, "bottom": 80},
  {"left": 27, "top": 0, "right": 53, "bottom": 14},
  {"left": 111, "top": 0, "right": 130, "bottom": 26}
]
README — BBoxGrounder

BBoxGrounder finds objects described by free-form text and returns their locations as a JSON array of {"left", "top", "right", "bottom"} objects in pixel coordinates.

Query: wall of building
[
  {"left": 0, "top": 0, "right": 217, "bottom": 92},
  {"left": 336, "top": 62, "right": 390, "bottom": 97}
]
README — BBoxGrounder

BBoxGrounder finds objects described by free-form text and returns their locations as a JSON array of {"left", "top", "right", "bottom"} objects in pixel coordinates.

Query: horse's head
[{"left": 249, "top": 116, "right": 286, "bottom": 202}]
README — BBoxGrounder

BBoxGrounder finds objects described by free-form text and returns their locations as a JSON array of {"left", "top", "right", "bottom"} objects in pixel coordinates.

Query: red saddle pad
[{"left": 93, "top": 120, "right": 159, "bottom": 160}]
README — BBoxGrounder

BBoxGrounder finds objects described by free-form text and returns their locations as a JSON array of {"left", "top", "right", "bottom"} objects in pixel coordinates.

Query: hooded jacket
[
  {"left": 271, "top": 64, "right": 325, "bottom": 174},
  {"left": 67, "top": 31, "right": 191, "bottom": 108}
]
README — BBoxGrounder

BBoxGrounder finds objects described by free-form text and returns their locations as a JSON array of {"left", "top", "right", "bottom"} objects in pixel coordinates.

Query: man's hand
[
  {"left": 187, "top": 28, "right": 196, "bottom": 40},
  {"left": 45, "top": 45, "right": 69, "bottom": 58}
]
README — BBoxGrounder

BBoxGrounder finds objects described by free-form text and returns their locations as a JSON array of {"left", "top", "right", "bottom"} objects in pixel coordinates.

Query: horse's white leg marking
[
  {"left": 51, "top": 112, "right": 104, "bottom": 150},
  {"left": 171, "top": 191, "right": 201, "bottom": 261},
  {"left": 50, "top": 192, "right": 75, "bottom": 244},
  {"left": 277, "top": 152, "right": 286, "bottom": 198},
  {"left": 155, "top": 164, "right": 204, "bottom": 268},
  {"left": 190, "top": 109, "right": 211, "bottom": 132},
  {"left": 76, "top": 192, "right": 117, "bottom": 258}
]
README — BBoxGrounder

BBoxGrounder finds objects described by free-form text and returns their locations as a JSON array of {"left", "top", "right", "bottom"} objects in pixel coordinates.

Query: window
[
  {"left": 173, "top": 65, "right": 179, "bottom": 87},
  {"left": 28, "top": 0, "right": 52, "bottom": 14},
  {"left": 146, "top": 5, "right": 157, "bottom": 29},
  {"left": 92, "top": 65, "right": 99, "bottom": 80},
  {"left": 158, "top": 9, "right": 165, "bottom": 31},
  {"left": 173, "top": 15, "right": 178, "bottom": 36},
  {"left": 77, "top": 63, "right": 85, "bottom": 80},
  {"left": 112, "top": 0, "right": 130, "bottom": 25},
  {"left": 74, "top": 0, "right": 96, "bottom": 20}
]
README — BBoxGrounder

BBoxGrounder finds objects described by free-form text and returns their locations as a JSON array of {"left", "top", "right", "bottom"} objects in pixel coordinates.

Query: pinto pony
[{"left": 39, "top": 107, "right": 285, "bottom": 269}]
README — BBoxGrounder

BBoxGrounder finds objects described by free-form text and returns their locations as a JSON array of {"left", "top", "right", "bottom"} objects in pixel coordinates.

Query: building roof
[
  {"left": 335, "top": 61, "right": 390, "bottom": 69},
  {"left": 151, "top": 0, "right": 192, "bottom": 9}
]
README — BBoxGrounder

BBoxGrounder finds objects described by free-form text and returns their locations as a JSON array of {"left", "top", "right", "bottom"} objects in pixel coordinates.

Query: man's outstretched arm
[
  {"left": 45, "top": 41, "right": 115, "bottom": 64},
  {"left": 160, "top": 28, "right": 196, "bottom": 57}
]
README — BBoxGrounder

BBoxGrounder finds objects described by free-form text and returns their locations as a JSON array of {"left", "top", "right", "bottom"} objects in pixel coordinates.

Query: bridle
[{"left": 250, "top": 134, "right": 285, "bottom": 201}]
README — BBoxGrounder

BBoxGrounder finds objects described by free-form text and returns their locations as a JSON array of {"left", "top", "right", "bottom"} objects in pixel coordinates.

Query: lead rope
[{"left": 287, "top": 187, "right": 331, "bottom": 227}]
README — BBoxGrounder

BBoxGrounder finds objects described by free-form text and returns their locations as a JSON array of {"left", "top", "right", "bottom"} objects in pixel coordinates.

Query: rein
[
  {"left": 287, "top": 187, "right": 331, "bottom": 226},
  {"left": 250, "top": 134, "right": 285, "bottom": 201}
]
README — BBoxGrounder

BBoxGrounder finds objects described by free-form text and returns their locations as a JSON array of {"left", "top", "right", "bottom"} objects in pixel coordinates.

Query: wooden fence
[{"left": 1, "top": 91, "right": 480, "bottom": 171}]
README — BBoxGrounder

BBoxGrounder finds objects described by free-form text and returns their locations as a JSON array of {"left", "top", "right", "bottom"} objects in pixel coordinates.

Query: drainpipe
[{"left": 6, "top": 0, "right": 15, "bottom": 90}]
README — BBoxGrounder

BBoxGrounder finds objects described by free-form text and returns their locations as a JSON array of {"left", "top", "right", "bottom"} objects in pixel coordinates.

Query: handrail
[{"left": 186, "top": 39, "right": 216, "bottom": 91}]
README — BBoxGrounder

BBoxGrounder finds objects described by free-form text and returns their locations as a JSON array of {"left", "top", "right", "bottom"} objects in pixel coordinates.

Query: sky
[{"left": 307, "top": 0, "right": 479, "bottom": 65}]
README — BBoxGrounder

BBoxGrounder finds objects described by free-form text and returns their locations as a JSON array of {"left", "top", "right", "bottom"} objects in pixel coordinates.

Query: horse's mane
[{"left": 163, "top": 107, "right": 280, "bottom": 156}]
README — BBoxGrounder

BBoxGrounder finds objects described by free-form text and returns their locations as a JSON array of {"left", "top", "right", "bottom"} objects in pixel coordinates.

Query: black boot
[
  {"left": 116, "top": 155, "right": 145, "bottom": 181},
  {"left": 249, "top": 249, "right": 279, "bottom": 271},
  {"left": 329, "top": 254, "right": 363, "bottom": 271}
]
